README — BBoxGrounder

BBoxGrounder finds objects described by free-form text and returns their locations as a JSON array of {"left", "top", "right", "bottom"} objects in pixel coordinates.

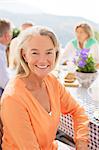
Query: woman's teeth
[{"left": 36, "top": 65, "right": 48, "bottom": 69}]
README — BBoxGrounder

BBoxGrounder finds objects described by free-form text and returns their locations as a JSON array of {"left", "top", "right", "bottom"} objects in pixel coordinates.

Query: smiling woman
[
  {"left": 15, "top": 26, "right": 59, "bottom": 77},
  {"left": 1, "top": 26, "right": 89, "bottom": 150},
  {"left": 21, "top": 34, "right": 57, "bottom": 78}
]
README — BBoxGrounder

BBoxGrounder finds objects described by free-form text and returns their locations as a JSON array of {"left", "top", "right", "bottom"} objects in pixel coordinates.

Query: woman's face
[
  {"left": 22, "top": 35, "right": 56, "bottom": 78},
  {"left": 76, "top": 27, "right": 89, "bottom": 43}
]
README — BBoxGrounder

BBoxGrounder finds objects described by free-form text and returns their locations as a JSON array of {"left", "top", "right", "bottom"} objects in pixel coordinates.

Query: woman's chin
[
  {"left": 35, "top": 71, "right": 50, "bottom": 79},
  {"left": 31, "top": 67, "right": 53, "bottom": 78}
]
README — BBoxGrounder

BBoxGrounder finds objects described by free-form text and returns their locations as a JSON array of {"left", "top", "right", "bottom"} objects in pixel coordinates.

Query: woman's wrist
[{"left": 76, "top": 140, "right": 88, "bottom": 150}]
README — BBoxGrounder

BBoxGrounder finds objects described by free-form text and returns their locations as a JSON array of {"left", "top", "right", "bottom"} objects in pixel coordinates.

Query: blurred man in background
[{"left": 0, "top": 19, "right": 12, "bottom": 97}]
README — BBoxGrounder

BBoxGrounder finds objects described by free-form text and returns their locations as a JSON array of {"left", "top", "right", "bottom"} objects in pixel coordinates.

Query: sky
[{"left": 0, "top": 0, "right": 99, "bottom": 24}]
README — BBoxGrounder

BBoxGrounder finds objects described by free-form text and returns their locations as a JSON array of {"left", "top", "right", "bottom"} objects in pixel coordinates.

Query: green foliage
[
  {"left": 94, "top": 31, "right": 99, "bottom": 43},
  {"left": 12, "top": 28, "right": 20, "bottom": 39},
  {"left": 74, "top": 49, "right": 96, "bottom": 73},
  {"left": 77, "top": 55, "right": 96, "bottom": 73}
]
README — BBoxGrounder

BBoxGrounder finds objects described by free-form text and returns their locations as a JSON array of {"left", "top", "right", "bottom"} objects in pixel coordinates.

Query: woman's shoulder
[
  {"left": 88, "top": 38, "right": 98, "bottom": 44},
  {"left": 2, "top": 76, "right": 24, "bottom": 97},
  {"left": 86, "top": 38, "right": 98, "bottom": 49},
  {"left": 1, "top": 76, "right": 26, "bottom": 107}
]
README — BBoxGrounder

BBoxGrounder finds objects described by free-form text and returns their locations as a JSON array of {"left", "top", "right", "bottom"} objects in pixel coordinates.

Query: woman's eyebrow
[
  {"left": 31, "top": 48, "right": 54, "bottom": 51},
  {"left": 31, "top": 49, "right": 38, "bottom": 51},
  {"left": 46, "top": 48, "right": 54, "bottom": 51}
]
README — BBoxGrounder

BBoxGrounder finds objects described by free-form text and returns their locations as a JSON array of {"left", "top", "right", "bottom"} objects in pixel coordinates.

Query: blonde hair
[
  {"left": 9, "top": 37, "right": 19, "bottom": 69},
  {"left": 15, "top": 26, "right": 60, "bottom": 77},
  {"left": 75, "top": 22, "right": 94, "bottom": 38},
  {"left": 9, "top": 22, "right": 33, "bottom": 70}
]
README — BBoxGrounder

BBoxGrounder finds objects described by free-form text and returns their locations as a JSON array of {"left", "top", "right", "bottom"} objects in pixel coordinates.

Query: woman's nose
[{"left": 38, "top": 54, "right": 47, "bottom": 63}]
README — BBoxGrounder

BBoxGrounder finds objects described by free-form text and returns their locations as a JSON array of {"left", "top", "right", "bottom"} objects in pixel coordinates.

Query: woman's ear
[
  {"left": 21, "top": 49, "right": 27, "bottom": 62},
  {"left": 55, "top": 50, "right": 59, "bottom": 61}
]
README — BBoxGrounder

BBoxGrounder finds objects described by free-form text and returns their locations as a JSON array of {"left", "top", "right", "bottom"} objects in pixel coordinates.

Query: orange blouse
[{"left": 1, "top": 74, "right": 89, "bottom": 150}]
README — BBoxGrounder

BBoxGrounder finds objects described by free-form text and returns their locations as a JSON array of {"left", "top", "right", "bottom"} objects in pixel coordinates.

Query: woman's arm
[
  {"left": 90, "top": 44, "right": 99, "bottom": 65},
  {"left": 1, "top": 96, "right": 40, "bottom": 150},
  {"left": 59, "top": 83, "right": 89, "bottom": 149}
]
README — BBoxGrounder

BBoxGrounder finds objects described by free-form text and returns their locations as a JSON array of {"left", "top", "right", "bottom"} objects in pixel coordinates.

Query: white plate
[
  {"left": 57, "top": 140, "right": 75, "bottom": 150},
  {"left": 94, "top": 110, "right": 99, "bottom": 120}
]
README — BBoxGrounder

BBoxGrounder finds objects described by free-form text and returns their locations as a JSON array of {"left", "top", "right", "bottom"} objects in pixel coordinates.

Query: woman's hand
[{"left": 76, "top": 140, "right": 88, "bottom": 150}]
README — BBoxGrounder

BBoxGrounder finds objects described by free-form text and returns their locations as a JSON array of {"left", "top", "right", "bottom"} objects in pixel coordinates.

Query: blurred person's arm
[
  {"left": 95, "top": 63, "right": 99, "bottom": 69},
  {"left": 90, "top": 43, "right": 99, "bottom": 66},
  {"left": 0, "top": 53, "right": 9, "bottom": 89},
  {"left": 60, "top": 42, "right": 75, "bottom": 65}
]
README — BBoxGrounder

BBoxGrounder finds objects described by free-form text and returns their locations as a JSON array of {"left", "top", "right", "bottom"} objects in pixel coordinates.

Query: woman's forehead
[
  {"left": 23, "top": 35, "right": 55, "bottom": 50},
  {"left": 26, "top": 35, "right": 54, "bottom": 44}
]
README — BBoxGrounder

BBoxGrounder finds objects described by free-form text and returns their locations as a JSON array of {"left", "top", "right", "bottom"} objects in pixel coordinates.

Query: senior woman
[
  {"left": 61, "top": 22, "right": 99, "bottom": 67},
  {"left": 1, "top": 26, "right": 89, "bottom": 150}
]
